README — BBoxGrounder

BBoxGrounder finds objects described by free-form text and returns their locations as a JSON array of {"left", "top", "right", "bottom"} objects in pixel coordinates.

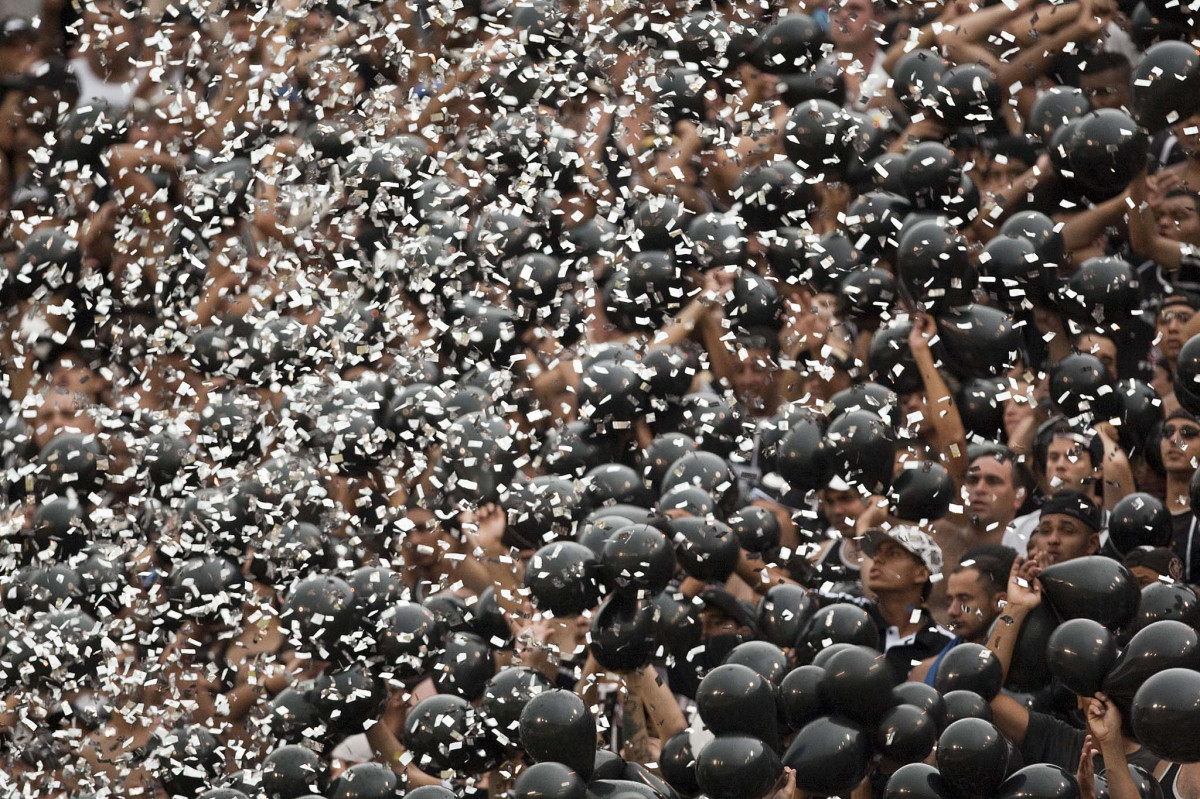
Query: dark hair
[
  {"left": 954, "top": 545, "right": 1017, "bottom": 595},
  {"left": 987, "top": 136, "right": 1038, "bottom": 171},
  {"left": 1080, "top": 51, "right": 1132, "bottom": 77},
  {"left": 1165, "top": 188, "right": 1200, "bottom": 208}
]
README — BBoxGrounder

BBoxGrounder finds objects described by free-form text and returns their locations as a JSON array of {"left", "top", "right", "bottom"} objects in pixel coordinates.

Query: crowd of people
[{"left": 7, "top": 0, "right": 1200, "bottom": 797}]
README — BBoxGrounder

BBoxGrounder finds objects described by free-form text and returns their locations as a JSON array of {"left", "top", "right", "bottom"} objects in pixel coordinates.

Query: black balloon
[
  {"left": 590, "top": 594, "right": 659, "bottom": 672},
  {"left": 821, "top": 645, "right": 896, "bottom": 726},
  {"left": 696, "top": 735, "right": 784, "bottom": 799},
  {"left": 874, "top": 704, "right": 938, "bottom": 765},
  {"left": 431, "top": 632, "right": 495, "bottom": 701},
  {"left": 1109, "top": 494, "right": 1173, "bottom": 554},
  {"left": 669, "top": 517, "right": 740, "bottom": 582},
  {"left": 696, "top": 664, "right": 780, "bottom": 749},
  {"left": 660, "top": 732, "right": 701, "bottom": 797},
  {"left": 824, "top": 410, "right": 895, "bottom": 493},
  {"left": 997, "top": 764, "right": 1079, "bottom": 799},
  {"left": 480, "top": 667, "right": 553, "bottom": 746},
  {"left": 937, "top": 719, "right": 1016, "bottom": 799},
  {"left": 1003, "top": 602, "right": 1058, "bottom": 692},
  {"left": 327, "top": 762, "right": 401, "bottom": 799},
  {"left": 1046, "top": 619, "right": 1118, "bottom": 698},
  {"left": 1095, "top": 765, "right": 1164, "bottom": 799},
  {"left": 404, "top": 694, "right": 492, "bottom": 773},
  {"left": 890, "top": 461, "right": 955, "bottom": 522},
  {"left": 263, "top": 745, "right": 329, "bottom": 799},
  {"left": 724, "top": 641, "right": 790, "bottom": 686},
  {"left": 797, "top": 604, "right": 881, "bottom": 661},
  {"left": 520, "top": 690, "right": 597, "bottom": 780},
  {"left": 756, "top": 584, "right": 817, "bottom": 649},
  {"left": 1134, "top": 581, "right": 1200, "bottom": 631},
  {"left": 1132, "top": 668, "right": 1200, "bottom": 763},
  {"left": 934, "top": 643, "right": 1003, "bottom": 700},
  {"left": 1038, "top": 556, "right": 1140, "bottom": 631},
  {"left": 1131, "top": 40, "right": 1200, "bottom": 133},
  {"left": 780, "top": 665, "right": 829, "bottom": 729},
  {"left": 942, "top": 690, "right": 993, "bottom": 724},
  {"left": 893, "top": 682, "right": 948, "bottom": 730},
  {"left": 936, "top": 305, "right": 1021, "bottom": 381},
  {"left": 514, "top": 762, "right": 587, "bottom": 799},
  {"left": 526, "top": 542, "right": 603, "bottom": 617},
  {"left": 885, "top": 763, "right": 957, "bottom": 799},
  {"left": 603, "top": 523, "right": 677, "bottom": 597},
  {"left": 1104, "top": 620, "right": 1200, "bottom": 707},
  {"left": 782, "top": 716, "right": 872, "bottom": 796}
]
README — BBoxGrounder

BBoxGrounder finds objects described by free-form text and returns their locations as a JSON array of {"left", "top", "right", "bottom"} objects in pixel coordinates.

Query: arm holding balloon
[
  {"left": 985, "top": 555, "right": 1045, "bottom": 745},
  {"left": 1093, "top": 423, "right": 1135, "bottom": 513},
  {"left": 629, "top": 665, "right": 688, "bottom": 742},
  {"left": 908, "top": 313, "right": 969, "bottom": 485},
  {"left": 1128, "top": 170, "right": 1185, "bottom": 271},
  {"left": 1085, "top": 695, "right": 1141, "bottom": 799}
]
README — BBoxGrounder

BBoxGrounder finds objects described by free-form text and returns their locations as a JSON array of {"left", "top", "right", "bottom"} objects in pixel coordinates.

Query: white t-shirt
[{"left": 69, "top": 55, "right": 142, "bottom": 114}]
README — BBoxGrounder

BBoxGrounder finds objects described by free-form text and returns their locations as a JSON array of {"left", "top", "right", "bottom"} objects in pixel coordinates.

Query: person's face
[
  {"left": 1174, "top": 113, "right": 1200, "bottom": 157},
  {"left": 1031, "top": 513, "right": 1099, "bottom": 565},
  {"left": 945, "top": 568, "right": 1000, "bottom": 643},
  {"left": 49, "top": 360, "right": 105, "bottom": 402},
  {"left": 1080, "top": 71, "right": 1130, "bottom": 111},
  {"left": 1160, "top": 418, "right": 1200, "bottom": 474},
  {"left": 33, "top": 391, "right": 97, "bottom": 449},
  {"left": 1076, "top": 334, "right": 1118, "bottom": 379},
  {"left": 400, "top": 509, "right": 445, "bottom": 568},
  {"left": 829, "top": 0, "right": 877, "bottom": 49},
  {"left": 820, "top": 488, "right": 868, "bottom": 533},
  {"left": 294, "top": 10, "right": 329, "bottom": 51},
  {"left": 1043, "top": 437, "right": 1096, "bottom": 494},
  {"left": 1129, "top": 564, "right": 1164, "bottom": 589},
  {"left": 1156, "top": 195, "right": 1200, "bottom": 245},
  {"left": 1002, "top": 382, "right": 1037, "bottom": 442},
  {"left": 899, "top": 390, "right": 928, "bottom": 437},
  {"left": 1156, "top": 304, "right": 1194, "bottom": 364},
  {"left": 700, "top": 609, "right": 748, "bottom": 641},
  {"left": 864, "top": 538, "right": 928, "bottom": 596},
  {"left": 981, "top": 155, "right": 1030, "bottom": 200},
  {"left": 732, "top": 346, "right": 776, "bottom": 414},
  {"left": 964, "top": 456, "right": 1021, "bottom": 528}
]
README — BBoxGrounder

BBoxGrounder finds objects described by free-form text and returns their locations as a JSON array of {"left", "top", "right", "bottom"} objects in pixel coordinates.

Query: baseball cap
[
  {"left": 861, "top": 525, "right": 944, "bottom": 577},
  {"left": 1124, "top": 546, "right": 1183, "bottom": 580},
  {"left": 1039, "top": 490, "right": 1103, "bottom": 533}
]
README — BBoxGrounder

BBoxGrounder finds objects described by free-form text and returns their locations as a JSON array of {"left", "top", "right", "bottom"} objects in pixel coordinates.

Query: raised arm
[{"left": 909, "top": 313, "right": 969, "bottom": 484}]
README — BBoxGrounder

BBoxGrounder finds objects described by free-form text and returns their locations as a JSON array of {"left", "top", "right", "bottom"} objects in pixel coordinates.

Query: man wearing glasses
[{"left": 1161, "top": 408, "right": 1200, "bottom": 583}]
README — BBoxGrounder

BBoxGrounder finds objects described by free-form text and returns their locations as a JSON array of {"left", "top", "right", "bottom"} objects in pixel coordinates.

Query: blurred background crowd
[{"left": 7, "top": 0, "right": 1200, "bottom": 798}]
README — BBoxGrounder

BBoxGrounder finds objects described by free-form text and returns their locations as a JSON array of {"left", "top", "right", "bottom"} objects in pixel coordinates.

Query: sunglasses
[{"left": 1164, "top": 424, "right": 1200, "bottom": 440}]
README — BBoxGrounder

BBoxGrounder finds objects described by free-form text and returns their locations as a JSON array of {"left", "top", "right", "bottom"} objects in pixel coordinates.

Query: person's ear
[
  {"left": 1088, "top": 533, "right": 1101, "bottom": 554},
  {"left": 994, "top": 591, "right": 1007, "bottom": 611}
]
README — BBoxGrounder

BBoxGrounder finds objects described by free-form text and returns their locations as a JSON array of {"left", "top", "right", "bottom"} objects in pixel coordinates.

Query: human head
[
  {"left": 1156, "top": 189, "right": 1200, "bottom": 246},
  {"left": 981, "top": 136, "right": 1037, "bottom": 200},
  {"left": 861, "top": 525, "right": 943, "bottom": 601},
  {"left": 829, "top": 0, "right": 880, "bottom": 53},
  {"left": 964, "top": 447, "right": 1026, "bottom": 533},
  {"left": 1078, "top": 51, "right": 1132, "bottom": 111},
  {"left": 1123, "top": 546, "right": 1184, "bottom": 588},
  {"left": 1031, "top": 490, "right": 1102, "bottom": 564},
  {"left": 731, "top": 332, "right": 780, "bottom": 417},
  {"left": 1037, "top": 424, "right": 1102, "bottom": 496},
  {"left": 698, "top": 587, "right": 756, "bottom": 640},
  {"left": 1074, "top": 333, "right": 1118, "bottom": 380},
  {"left": 1156, "top": 293, "right": 1199, "bottom": 367},
  {"left": 819, "top": 480, "right": 869, "bottom": 535},
  {"left": 1160, "top": 408, "right": 1200, "bottom": 477},
  {"left": 946, "top": 545, "right": 1016, "bottom": 643},
  {"left": 1173, "top": 111, "right": 1200, "bottom": 158}
]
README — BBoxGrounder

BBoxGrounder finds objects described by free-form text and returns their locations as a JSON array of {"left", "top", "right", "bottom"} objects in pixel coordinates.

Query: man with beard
[
  {"left": 1028, "top": 491, "right": 1103, "bottom": 565},
  {"left": 909, "top": 545, "right": 1015, "bottom": 684},
  {"left": 1160, "top": 408, "right": 1200, "bottom": 582}
]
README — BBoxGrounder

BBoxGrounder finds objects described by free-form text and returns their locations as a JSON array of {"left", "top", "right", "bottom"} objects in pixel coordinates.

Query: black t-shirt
[
  {"left": 1022, "top": 711, "right": 1161, "bottom": 774},
  {"left": 1169, "top": 511, "right": 1200, "bottom": 585}
]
